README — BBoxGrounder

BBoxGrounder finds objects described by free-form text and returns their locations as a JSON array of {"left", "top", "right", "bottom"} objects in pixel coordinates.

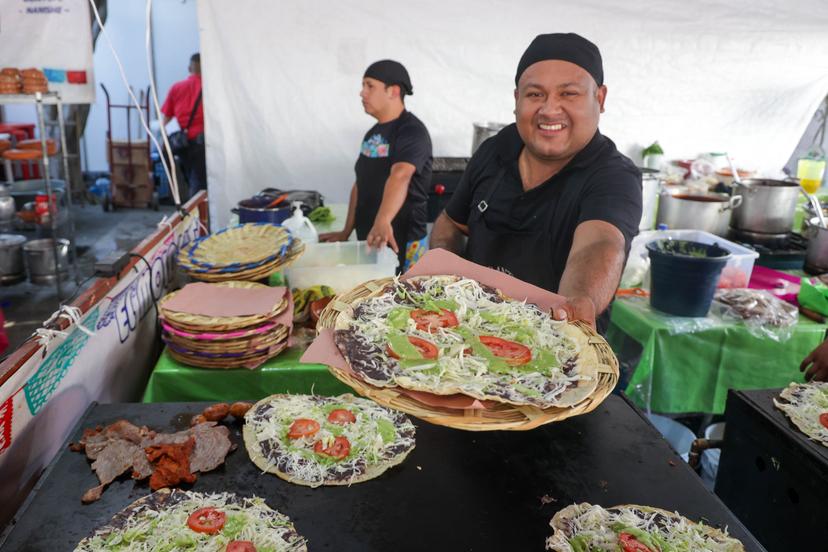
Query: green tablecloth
[
  {"left": 607, "top": 297, "right": 827, "bottom": 415},
  {"left": 142, "top": 347, "right": 351, "bottom": 403}
]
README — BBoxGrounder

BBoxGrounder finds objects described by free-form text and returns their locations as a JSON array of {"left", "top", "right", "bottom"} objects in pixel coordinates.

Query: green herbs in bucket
[{"left": 649, "top": 239, "right": 730, "bottom": 259}]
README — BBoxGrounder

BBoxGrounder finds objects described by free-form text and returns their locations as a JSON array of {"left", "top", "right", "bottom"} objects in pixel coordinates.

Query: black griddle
[
  {"left": 716, "top": 389, "right": 828, "bottom": 552},
  {"left": 1, "top": 396, "right": 765, "bottom": 551}
]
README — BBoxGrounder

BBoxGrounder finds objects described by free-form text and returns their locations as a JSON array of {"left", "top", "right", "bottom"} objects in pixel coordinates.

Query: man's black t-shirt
[
  {"left": 445, "top": 124, "right": 642, "bottom": 322},
  {"left": 354, "top": 110, "right": 432, "bottom": 245}
]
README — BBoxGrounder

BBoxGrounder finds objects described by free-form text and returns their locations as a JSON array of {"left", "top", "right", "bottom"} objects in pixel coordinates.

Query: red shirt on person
[{"left": 161, "top": 74, "right": 204, "bottom": 140}]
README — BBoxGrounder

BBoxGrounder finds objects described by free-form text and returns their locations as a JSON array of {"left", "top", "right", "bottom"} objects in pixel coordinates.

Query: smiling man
[
  {"left": 320, "top": 60, "right": 432, "bottom": 272},
  {"left": 429, "top": 33, "right": 642, "bottom": 332}
]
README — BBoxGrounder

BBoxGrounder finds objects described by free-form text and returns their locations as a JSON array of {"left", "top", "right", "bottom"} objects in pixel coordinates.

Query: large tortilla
[
  {"left": 773, "top": 381, "right": 828, "bottom": 447},
  {"left": 74, "top": 488, "right": 307, "bottom": 551},
  {"left": 547, "top": 503, "right": 746, "bottom": 552},
  {"left": 243, "top": 393, "right": 416, "bottom": 488},
  {"left": 333, "top": 275, "right": 600, "bottom": 409}
]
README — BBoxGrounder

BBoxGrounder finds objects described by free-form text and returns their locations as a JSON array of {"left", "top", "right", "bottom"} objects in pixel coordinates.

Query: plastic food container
[
  {"left": 284, "top": 240, "right": 398, "bottom": 293},
  {"left": 627, "top": 229, "right": 759, "bottom": 289}
]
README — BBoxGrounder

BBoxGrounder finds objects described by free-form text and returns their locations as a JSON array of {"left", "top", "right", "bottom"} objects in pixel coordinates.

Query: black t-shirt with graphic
[{"left": 354, "top": 110, "right": 432, "bottom": 244}]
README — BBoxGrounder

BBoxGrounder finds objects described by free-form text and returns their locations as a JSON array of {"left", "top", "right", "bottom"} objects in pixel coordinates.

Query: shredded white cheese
[
  {"left": 246, "top": 394, "right": 415, "bottom": 486},
  {"left": 547, "top": 503, "right": 743, "bottom": 552},
  {"left": 75, "top": 490, "right": 306, "bottom": 551},
  {"left": 346, "top": 276, "right": 585, "bottom": 407},
  {"left": 774, "top": 381, "right": 828, "bottom": 446}
]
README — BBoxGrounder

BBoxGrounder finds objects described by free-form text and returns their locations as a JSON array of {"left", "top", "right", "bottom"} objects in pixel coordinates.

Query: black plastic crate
[{"left": 716, "top": 389, "right": 828, "bottom": 552}]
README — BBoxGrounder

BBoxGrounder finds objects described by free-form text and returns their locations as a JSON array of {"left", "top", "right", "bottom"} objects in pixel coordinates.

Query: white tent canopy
[{"left": 198, "top": 0, "right": 828, "bottom": 229}]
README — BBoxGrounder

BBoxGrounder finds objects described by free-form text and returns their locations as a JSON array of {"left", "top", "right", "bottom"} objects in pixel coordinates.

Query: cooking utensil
[
  {"left": 232, "top": 196, "right": 293, "bottom": 225},
  {"left": 657, "top": 189, "right": 741, "bottom": 236},
  {"left": 730, "top": 178, "right": 801, "bottom": 235},
  {"left": 265, "top": 193, "right": 288, "bottom": 209},
  {"left": 0, "top": 185, "right": 15, "bottom": 230},
  {"left": 639, "top": 168, "right": 661, "bottom": 231},
  {"left": 23, "top": 238, "right": 69, "bottom": 284},
  {"left": 0, "top": 233, "right": 26, "bottom": 279},
  {"left": 807, "top": 193, "right": 827, "bottom": 229},
  {"left": 726, "top": 154, "right": 742, "bottom": 185},
  {"left": 805, "top": 224, "right": 828, "bottom": 274},
  {"left": 471, "top": 122, "right": 506, "bottom": 154}
]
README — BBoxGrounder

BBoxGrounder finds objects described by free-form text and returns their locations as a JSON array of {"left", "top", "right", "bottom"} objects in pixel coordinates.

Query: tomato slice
[
  {"left": 619, "top": 533, "right": 653, "bottom": 552},
  {"left": 410, "top": 308, "right": 459, "bottom": 332},
  {"left": 820, "top": 412, "right": 828, "bottom": 430},
  {"left": 226, "top": 541, "right": 257, "bottom": 552},
  {"left": 287, "top": 418, "right": 320, "bottom": 439},
  {"left": 187, "top": 507, "right": 226, "bottom": 534},
  {"left": 386, "top": 336, "right": 439, "bottom": 360},
  {"left": 478, "top": 336, "right": 532, "bottom": 365},
  {"left": 328, "top": 409, "right": 356, "bottom": 425},
  {"left": 314, "top": 436, "right": 351, "bottom": 460}
]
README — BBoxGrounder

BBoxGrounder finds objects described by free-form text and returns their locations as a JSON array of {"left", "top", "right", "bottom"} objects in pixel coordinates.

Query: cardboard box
[
  {"left": 107, "top": 139, "right": 150, "bottom": 167},
  {"left": 110, "top": 165, "right": 154, "bottom": 207}
]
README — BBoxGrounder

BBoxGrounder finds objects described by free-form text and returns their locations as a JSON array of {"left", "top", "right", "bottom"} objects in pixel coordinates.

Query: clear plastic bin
[
  {"left": 284, "top": 240, "right": 398, "bottom": 293},
  {"left": 626, "top": 229, "right": 759, "bottom": 289}
]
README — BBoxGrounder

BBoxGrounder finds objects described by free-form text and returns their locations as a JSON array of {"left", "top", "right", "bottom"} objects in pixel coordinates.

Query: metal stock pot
[
  {"left": 730, "top": 178, "right": 801, "bottom": 234},
  {"left": 656, "top": 188, "right": 742, "bottom": 236}
]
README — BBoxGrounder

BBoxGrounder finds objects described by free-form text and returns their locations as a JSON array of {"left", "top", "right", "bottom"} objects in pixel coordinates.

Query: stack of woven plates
[
  {"left": 178, "top": 223, "right": 305, "bottom": 282},
  {"left": 159, "top": 281, "right": 291, "bottom": 369}
]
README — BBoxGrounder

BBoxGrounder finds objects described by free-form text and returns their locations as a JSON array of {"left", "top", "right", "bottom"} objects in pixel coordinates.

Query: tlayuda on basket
[
  {"left": 304, "top": 249, "right": 618, "bottom": 431},
  {"left": 177, "top": 223, "right": 305, "bottom": 282},
  {"left": 159, "top": 281, "right": 294, "bottom": 369}
]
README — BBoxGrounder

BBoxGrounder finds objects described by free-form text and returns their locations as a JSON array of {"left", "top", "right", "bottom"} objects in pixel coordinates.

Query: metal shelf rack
[{"left": 0, "top": 91, "right": 79, "bottom": 299}]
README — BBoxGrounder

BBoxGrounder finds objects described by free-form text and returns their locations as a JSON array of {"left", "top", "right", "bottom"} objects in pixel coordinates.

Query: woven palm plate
[
  {"left": 162, "top": 325, "right": 288, "bottom": 354},
  {"left": 185, "top": 241, "right": 305, "bottom": 283},
  {"left": 160, "top": 318, "right": 284, "bottom": 342},
  {"left": 317, "top": 277, "right": 619, "bottom": 431},
  {"left": 168, "top": 339, "right": 288, "bottom": 369},
  {"left": 159, "top": 281, "right": 287, "bottom": 330},
  {"left": 181, "top": 223, "right": 294, "bottom": 271}
]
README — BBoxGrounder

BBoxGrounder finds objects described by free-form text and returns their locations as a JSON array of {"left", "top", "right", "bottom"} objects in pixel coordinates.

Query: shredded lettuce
[
  {"left": 76, "top": 491, "right": 306, "bottom": 551},
  {"left": 347, "top": 276, "right": 586, "bottom": 407},
  {"left": 246, "top": 394, "right": 415, "bottom": 486}
]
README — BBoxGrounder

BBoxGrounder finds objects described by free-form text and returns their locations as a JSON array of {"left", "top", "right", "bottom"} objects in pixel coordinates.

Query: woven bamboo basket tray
[
  {"left": 317, "top": 278, "right": 619, "bottom": 431},
  {"left": 161, "top": 318, "right": 284, "bottom": 342},
  {"left": 168, "top": 340, "right": 288, "bottom": 369},
  {"left": 186, "top": 241, "right": 305, "bottom": 283},
  {"left": 182, "top": 223, "right": 294, "bottom": 271},
  {"left": 161, "top": 314, "right": 285, "bottom": 334},
  {"left": 159, "top": 281, "right": 288, "bottom": 330},
  {"left": 162, "top": 325, "right": 288, "bottom": 353}
]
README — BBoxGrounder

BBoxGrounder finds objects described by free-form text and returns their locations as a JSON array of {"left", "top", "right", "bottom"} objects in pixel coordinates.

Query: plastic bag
[
  {"left": 713, "top": 288, "right": 798, "bottom": 342},
  {"left": 621, "top": 296, "right": 725, "bottom": 336}
]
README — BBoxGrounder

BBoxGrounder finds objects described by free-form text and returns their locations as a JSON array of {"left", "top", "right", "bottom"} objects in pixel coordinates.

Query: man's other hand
[
  {"left": 552, "top": 296, "right": 596, "bottom": 330},
  {"left": 319, "top": 231, "right": 350, "bottom": 243},
  {"left": 367, "top": 219, "right": 398, "bottom": 253},
  {"left": 801, "top": 340, "right": 828, "bottom": 382}
]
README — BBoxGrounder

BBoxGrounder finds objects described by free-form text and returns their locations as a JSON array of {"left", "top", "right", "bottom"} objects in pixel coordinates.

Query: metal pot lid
[{"left": 0, "top": 234, "right": 26, "bottom": 247}]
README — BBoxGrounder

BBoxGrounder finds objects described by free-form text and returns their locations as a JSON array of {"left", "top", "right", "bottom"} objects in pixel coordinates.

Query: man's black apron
[
  {"left": 354, "top": 118, "right": 412, "bottom": 269},
  {"left": 464, "top": 165, "right": 612, "bottom": 333}
]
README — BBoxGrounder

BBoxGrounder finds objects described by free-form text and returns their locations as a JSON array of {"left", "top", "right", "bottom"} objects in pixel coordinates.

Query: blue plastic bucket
[{"left": 646, "top": 239, "right": 730, "bottom": 317}]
